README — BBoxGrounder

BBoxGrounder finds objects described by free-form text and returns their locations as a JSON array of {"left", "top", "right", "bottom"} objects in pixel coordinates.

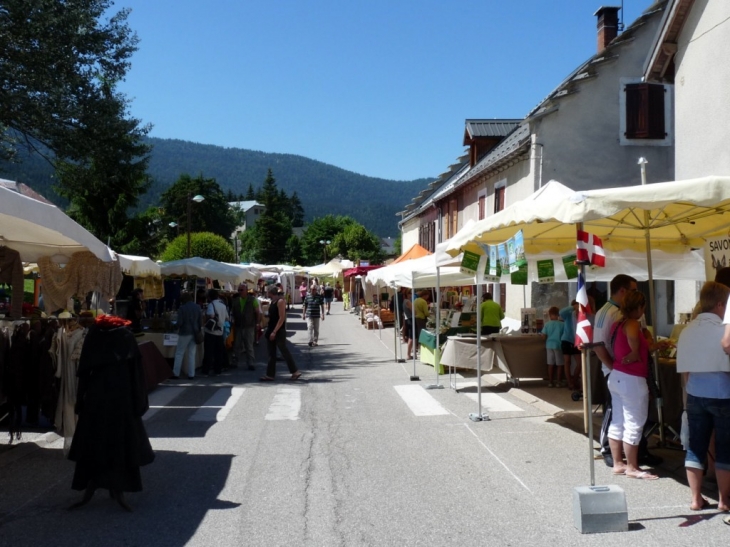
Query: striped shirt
[{"left": 303, "top": 294, "right": 324, "bottom": 318}]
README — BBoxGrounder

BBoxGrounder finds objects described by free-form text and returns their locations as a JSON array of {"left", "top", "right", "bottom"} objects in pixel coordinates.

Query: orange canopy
[{"left": 392, "top": 243, "right": 432, "bottom": 264}]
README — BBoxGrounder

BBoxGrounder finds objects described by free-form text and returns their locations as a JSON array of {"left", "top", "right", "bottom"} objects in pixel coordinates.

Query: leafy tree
[
  {"left": 301, "top": 215, "right": 383, "bottom": 265},
  {"left": 0, "top": 0, "right": 152, "bottom": 244},
  {"left": 394, "top": 234, "right": 402, "bottom": 256},
  {"left": 160, "top": 173, "right": 239, "bottom": 242},
  {"left": 237, "top": 227, "right": 259, "bottom": 263},
  {"left": 118, "top": 206, "right": 170, "bottom": 258},
  {"left": 285, "top": 234, "right": 303, "bottom": 265},
  {"left": 160, "top": 232, "right": 234, "bottom": 262},
  {"left": 331, "top": 223, "right": 384, "bottom": 263}
]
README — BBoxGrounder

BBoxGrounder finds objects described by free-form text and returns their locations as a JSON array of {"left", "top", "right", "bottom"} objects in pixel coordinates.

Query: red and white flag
[
  {"left": 575, "top": 272, "right": 593, "bottom": 348},
  {"left": 576, "top": 230, "right": 606, "bottom": 267}
]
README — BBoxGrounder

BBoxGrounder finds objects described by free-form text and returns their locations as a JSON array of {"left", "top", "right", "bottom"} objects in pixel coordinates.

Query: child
[{"left": 541, "top": 306, "right": 565, "bottom": 387}]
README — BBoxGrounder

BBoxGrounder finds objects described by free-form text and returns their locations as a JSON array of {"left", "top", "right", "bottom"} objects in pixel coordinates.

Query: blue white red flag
[
  {"left": 575, "top": 271, "right": 593, "bottom": 347},
  {"left": 576, "top": 230, "right": 606, "bottom": 267}
]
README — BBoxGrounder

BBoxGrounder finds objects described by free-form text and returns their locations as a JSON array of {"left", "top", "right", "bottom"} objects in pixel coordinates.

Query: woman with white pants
[{"left": 607, "top": 290, "right": 658, "bottom": 480}]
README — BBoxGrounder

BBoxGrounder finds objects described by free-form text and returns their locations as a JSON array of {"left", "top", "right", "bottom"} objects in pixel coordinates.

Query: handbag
[{"left": 194, "top": 329, "right": 204, "bottom": 344}]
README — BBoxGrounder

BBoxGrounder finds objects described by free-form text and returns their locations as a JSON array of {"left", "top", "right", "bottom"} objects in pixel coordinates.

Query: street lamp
[
  {"left": 187, "top": 193, "right": 205, "bottom": 258},
  {"left": 319, "top": 239, "right": 331, "bottom": 263}
]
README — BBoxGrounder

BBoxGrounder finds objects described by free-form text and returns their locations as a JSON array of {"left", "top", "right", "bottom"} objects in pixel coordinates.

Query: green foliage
[
  {"left": 159, "top": 173, "right": 239, "bottom": 241},
  {"left": 0, "top": 0, "right": 151, "bottom": 245},
  {"left": 160, "top": 232, "right": 234, "bottom": 262},
  {"left": 300, "top": 215, "right": 382, "bottom": 265},
  {"left": 332, "top": 223, "right": 384, "bottom": 263},
  {"left": 394, "top": 234, "right": 402, "bottom": 256},
  {"left": 285, "top": 234, "right": 303, "bottom": 265},
  {"left": 118, "top": 206, "right": 170, "bottom": 258}
]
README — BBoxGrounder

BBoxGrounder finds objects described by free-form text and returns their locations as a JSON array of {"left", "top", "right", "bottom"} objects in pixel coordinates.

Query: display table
[
  {"left": 136, "top": 332, "right": 203, "bottom": 370},
  {"left": 440, "top": 334, "right": 547, "bottom": 382},
  {"left": 418, "top": 328, "right": 472, "bottom": 375}
]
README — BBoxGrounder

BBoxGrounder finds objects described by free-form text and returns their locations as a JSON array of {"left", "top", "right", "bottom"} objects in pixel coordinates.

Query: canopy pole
[
  {"left": 470, "top": 282, "right": 489, "bottom": 422},
  {"left": 426, "top": 267, "right": 444, "bottom": 390},
  {"left": 393, "top": 284, "right": 405, "bottom": 363},
  {"left": 410, "top": 286, "right": 419, "bottom": 381},
  {"left": 576, "top": 223, "right": 597, "bottom": 486},
  {"left": 640, "top": 158, "right": 665, "bottom": 445}
]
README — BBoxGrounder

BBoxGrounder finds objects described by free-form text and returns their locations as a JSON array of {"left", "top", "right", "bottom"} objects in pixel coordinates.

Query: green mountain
[{"left": 0, "top": 138, "right": 431, "bottom": 237}]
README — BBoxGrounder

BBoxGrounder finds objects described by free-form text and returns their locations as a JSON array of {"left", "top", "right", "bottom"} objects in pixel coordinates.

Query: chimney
[{"left": 595, "top": 6, "right": 621, "bottom": 52}]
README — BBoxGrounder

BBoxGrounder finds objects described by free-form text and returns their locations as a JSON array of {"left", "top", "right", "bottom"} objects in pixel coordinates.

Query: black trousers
[
  {"left": 202, "top": 332, "right": 226, "bottom": 374},
  {"left": 266, "top": 330, "right": 297, "bottom": 378}
]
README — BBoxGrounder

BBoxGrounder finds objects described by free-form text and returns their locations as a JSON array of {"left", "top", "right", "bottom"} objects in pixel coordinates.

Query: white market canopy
[
  {"left": 159, "top": 257, "right": 258, "bottom": 285},
  {"left": 446, "top": 176, "right": 730, "bottom": 258},
  {"left": 366, "top": 253, "right": 477, "bottom": 290},
  {"left": 307, "top": 258, "right": 354, "bottom": 277},
  {"left": 0, "top": 185, "right": 113, "bottom": 263},
  {"left": 116, "top": 254, "right": 161, "bottom": 277}
]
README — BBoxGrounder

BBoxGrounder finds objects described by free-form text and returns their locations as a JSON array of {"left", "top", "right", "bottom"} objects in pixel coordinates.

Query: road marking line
[
  {"left": 463, "top": 392, "right": 523, "bottom": 412},
  {"left": 464, "top": 423, "right": 532, "bottom": 493},
  {"left": 145, "top": 386, "right": 185, "bottom": 421},
  {"left": 265, "top": 387, "right": 301, "bottom": 421},
  {"left": 189, "top": 387, "right": 245, "bottom": 422},
  {"left": 394, "top": 385, "right": 450, "bottom": 416}
]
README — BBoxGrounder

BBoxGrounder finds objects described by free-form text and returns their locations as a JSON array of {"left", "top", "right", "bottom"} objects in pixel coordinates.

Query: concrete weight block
[{"left": 573, "top": 485, "right": 628, "bottom": 534}]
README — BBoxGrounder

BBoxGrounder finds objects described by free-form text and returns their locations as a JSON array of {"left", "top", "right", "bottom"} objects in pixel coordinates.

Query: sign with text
[
  {"left": 460, "top": 250, "right": 481, "bottom": 275},
  {"left": 705, "top": 236, "right": 729, "bottom": 282},
  {"left": 562, "top": 253, "right": 578, "bottom": 279}
]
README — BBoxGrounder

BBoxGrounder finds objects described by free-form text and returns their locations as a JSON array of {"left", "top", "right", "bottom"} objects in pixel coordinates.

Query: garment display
[
  {"left": 68, "top": 316, "right": 154, "bottom": 507},
  {"left": 38, "top": 251, "right": 122, "bottom": 314},
  {"left": 0, "top": 246, "right": 24, "bottom": 318},
  {"left": 135, "top": 276, "right": 164, "bottom": 300},
  {"left": 50, "top": 322, "right": 87, "bottom": 454}
]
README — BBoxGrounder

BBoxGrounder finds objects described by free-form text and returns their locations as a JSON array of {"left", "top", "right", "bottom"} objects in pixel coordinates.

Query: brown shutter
[{"left": 625, "top": 83, "right": 665, "bottom": 139}]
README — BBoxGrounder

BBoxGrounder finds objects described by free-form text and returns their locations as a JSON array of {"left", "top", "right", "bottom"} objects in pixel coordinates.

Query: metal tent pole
[{"left": 470, "top": 282, "right": 489, "bottom": 422}]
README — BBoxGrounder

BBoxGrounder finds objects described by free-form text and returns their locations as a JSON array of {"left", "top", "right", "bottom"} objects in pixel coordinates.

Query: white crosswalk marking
[
  {"left": 394, "top": 385, "right": 450, "bottom": 416},
  {"left": 265, "top": 387, "right": 301, "bottom": 421},
  {"left": 463, "top": 392, "right": 523, "bottom": 412},
  {"left": 189, "top": 387, "right": 245, "bottom": 422}
]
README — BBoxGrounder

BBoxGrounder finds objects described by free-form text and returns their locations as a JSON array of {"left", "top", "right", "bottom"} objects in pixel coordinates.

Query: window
[
  {"left": 448, "top": 199, "right": 458, "bottom": 238},
  {"left": 478, "top": 193, "right": 486, "bottom": 221},
  {"left": 625, "top": 83, "right": 666, "bottom": 139},
  {"left": 494, "top": 186, "right": 505, "bottom": 213}
]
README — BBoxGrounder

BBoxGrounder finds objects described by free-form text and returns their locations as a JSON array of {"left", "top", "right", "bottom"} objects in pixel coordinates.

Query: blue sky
[{"left": 116, "top": 0, "right": 646, "bottom": 181}]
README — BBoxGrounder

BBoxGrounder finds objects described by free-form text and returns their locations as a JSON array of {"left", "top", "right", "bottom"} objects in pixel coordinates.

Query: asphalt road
[{"left": 0, "top": 302, "right": 728, "bottom": 546}]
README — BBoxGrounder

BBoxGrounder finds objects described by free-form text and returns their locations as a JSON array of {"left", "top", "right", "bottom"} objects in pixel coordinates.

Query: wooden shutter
[
  {"left": 478, "top": 195, "right": 486, "bottom": 220},
  {"left": 494, "top": 186, "right": 505, "bottom": 213},
  {"left": 625, "top": 83, "right": 665, "bottom": 139}
]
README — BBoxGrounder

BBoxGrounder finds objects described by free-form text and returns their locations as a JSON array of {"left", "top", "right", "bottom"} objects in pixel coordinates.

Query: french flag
[
  {"left": 576, "top": 230, "right": 606, "bottom": 267},
  {"left": 575, "top": 272, "right": 593, "bottom": 348}
]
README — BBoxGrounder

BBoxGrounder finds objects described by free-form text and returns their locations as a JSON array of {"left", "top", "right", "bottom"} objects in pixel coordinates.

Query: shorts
[
  {"left": 561, "top": 341, "right": 581, "bottom": 355},
  {"left": 546, "top": 348, "right": 563, "bottom": 365}
]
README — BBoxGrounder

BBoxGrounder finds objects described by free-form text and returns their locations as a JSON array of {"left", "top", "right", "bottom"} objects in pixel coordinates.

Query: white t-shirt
[
  {"left": 205, "top": 299, "right": 229, "bottom": 336},
  {"left": 593, "top": 300, "right": 621, "bottom": 377}
]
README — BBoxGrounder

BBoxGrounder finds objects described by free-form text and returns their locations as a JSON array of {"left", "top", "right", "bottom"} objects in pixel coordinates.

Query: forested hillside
[{"left": 0, "top": 138, "right": 431, "bottom": 237}]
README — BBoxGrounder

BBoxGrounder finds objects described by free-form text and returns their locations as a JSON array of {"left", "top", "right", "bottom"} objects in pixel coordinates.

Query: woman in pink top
[{"left": 607, "top": 290, "right": 658, "bottom": 480}]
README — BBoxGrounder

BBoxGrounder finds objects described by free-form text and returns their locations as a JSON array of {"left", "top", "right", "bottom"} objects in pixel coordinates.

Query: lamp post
[
  {"left": 319, "top": 239, "right": 331, "bottom": 263},
  {"left": 187, "top": 193, "right": 205, "bottom": 258}
]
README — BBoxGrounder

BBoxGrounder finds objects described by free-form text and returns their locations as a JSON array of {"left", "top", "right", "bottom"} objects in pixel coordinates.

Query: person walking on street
[
  {"left": 303, "top": 285, "right": 325, "bottom": 347},
  {"left": 323, "top": 283, "right": 334, "bottom": 315},
  {"left": 480, "top": 292, "right": 504, "bottom": 335},
  {"left": 261, "top": 285, "right": 301, "bottom": 382},
  {"left": 171, "top": 292, "right": 202, "bottom": 379},
  {"left": 231, "top": 283, "right": 261, "bottom": 371},
  {"left": 202, "top": 289, "right": 229, "bottom": 377}
]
